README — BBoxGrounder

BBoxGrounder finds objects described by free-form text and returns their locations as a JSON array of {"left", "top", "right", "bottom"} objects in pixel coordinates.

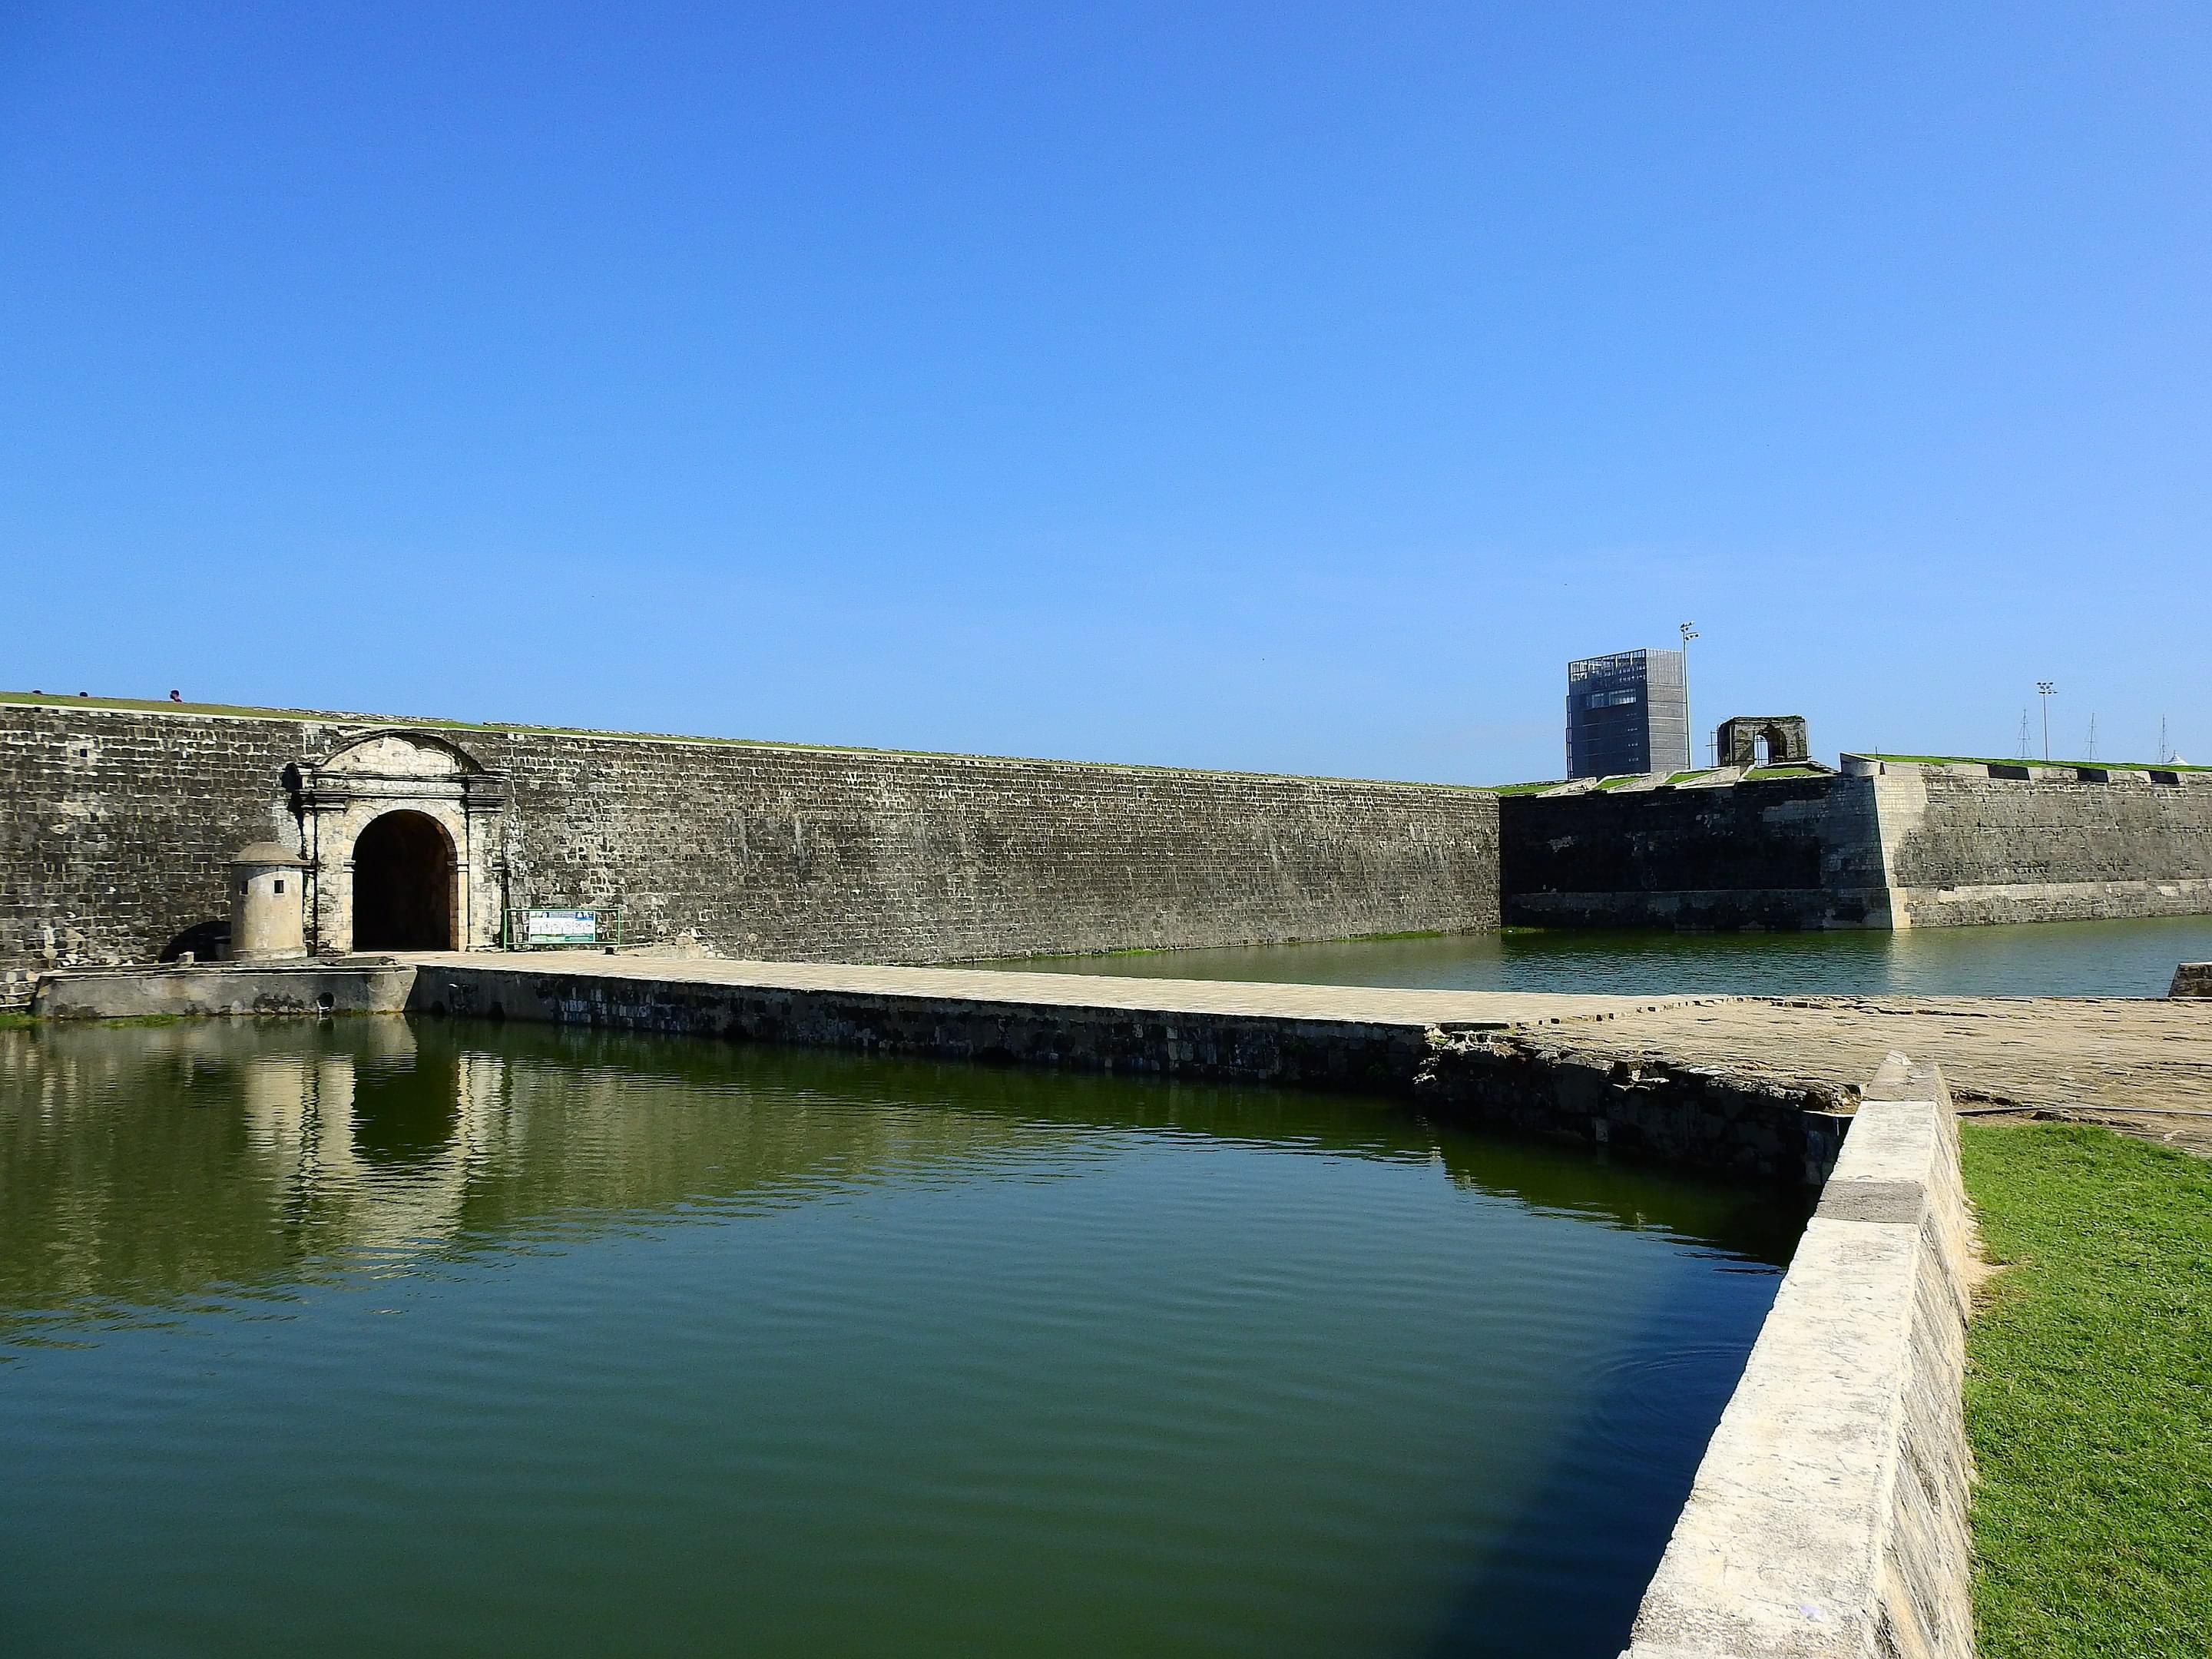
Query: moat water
[
  {"left": 993, "top": 914, "right": 2212, "bottom": 998},
  {"left": 0, "top": 1019, "right": 1795, "bottom": 1659}
]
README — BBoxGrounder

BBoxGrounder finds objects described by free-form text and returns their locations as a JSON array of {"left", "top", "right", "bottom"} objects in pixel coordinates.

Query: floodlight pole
[
  {"left": 2036, "top": 681, "right": 2056, "bottom": 762},
  {"left": 1679, "top": 621, "right": 1700, "bottom": 770}
]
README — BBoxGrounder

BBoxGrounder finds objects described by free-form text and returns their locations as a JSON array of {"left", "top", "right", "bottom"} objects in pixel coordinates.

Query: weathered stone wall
[
  {"left": 32, "top": 961, "right": 417, "bottom": 1019},
  {"left": 485, "top": 728, "right": 1498, "bottom": 963},
  {"left": 1878, "top": 769, "right": 2212, "bottom": 926},
  {"left": 1502, "top": 767, "right": 2212, "bottom": 930},
  {"left": 1, "top": 704, "right": 313, "bottom": 982},
  {"left": 408, "top": 958, "right": 1439, "bottom": 1095},
  {"left": 1414, "top": 1025, "right": 1854, "bottom": 1185},
  {"left": 1499, "top": 775, "right": 1895, "bottom": 929},
  {"left": 0, "top": 700, "right": 1499, "bottom": 976}
]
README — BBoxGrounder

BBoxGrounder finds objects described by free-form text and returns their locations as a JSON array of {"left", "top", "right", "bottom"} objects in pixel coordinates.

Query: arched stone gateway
[{"left": 291, "top": 731, "right": 506, "bottom": 955}]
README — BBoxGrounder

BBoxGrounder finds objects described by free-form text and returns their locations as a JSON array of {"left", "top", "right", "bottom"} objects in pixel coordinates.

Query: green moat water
[
  {"left": 994, "top": 914, "right": 2212, "bottom": 998},
  {"left": 0, "top": 1018, "right": 1795, "bottom": 1659}
]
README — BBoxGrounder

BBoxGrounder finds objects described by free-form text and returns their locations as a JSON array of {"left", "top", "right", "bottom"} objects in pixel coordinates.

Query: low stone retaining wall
[
  {"left": 1619, "top": 1054, "right": 1975, "bottom": 1659},
  {"left": 408, "top": 961, "right": 1437, "bottom": 1096},
  {"left": 1414, "top": 1028, "right": 1856, "bottom": 1187},
  {"left": 414, "top": 962, "right": 1863, "bottom": 1184},
  {"left": 22, "top": 956, "right": 1868, "bottom": 1186},
  {"left": 30, "top": 960, "right": 418, "bottom": 1019}
]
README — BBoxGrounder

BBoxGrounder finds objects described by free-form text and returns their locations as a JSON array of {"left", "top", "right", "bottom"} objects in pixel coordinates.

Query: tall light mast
[{"left": 1678, "top": 621, "right": 1699, "bottom": 769}]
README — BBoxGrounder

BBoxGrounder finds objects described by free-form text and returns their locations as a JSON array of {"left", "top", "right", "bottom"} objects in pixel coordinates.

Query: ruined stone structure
[
  {"left": 1715, "top": 714, "right": 1810, "bottom": 768},
  {"left": 0, "top": 698, "right": 1500, "bottom": 975}
]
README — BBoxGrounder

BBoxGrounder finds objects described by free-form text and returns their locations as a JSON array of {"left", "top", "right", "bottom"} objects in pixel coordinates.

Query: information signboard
[{"left": 522, "top": 909, "right": 598, "bottom": 945}]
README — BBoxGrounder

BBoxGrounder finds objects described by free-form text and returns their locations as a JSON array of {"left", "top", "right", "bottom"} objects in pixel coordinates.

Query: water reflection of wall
[
  {"left": 0, "top": 1020, "right": 1794, "bottom": 1334},
  {"left": 0, "top": 1018, "right": 1070, "bottom": 1323},
  {"left": 233, "top": 1022, "right": 504, "bottom": 1259},
  {"left": 0, "top": 1021, "right": 508, "bottom": 1320}
]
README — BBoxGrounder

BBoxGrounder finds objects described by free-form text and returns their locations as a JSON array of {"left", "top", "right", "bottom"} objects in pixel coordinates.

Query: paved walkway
[{"left": 404, "top": 952, "right": 1710, "bottom": 1031}]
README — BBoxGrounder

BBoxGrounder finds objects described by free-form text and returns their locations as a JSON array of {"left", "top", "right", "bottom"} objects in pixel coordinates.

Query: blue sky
[{"left": 5, "top": 3, "right": 2207, "bottom": 781}]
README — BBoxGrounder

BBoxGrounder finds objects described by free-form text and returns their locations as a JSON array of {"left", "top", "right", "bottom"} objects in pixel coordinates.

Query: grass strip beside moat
[{"left": 1960, "top": 1124, "right": 2212, "bottom": 1658}]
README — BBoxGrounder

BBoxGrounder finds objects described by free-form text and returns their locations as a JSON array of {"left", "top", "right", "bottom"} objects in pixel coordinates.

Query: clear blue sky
[{"left": 5, "top": 3, "right": 2207, "bottom": 781}]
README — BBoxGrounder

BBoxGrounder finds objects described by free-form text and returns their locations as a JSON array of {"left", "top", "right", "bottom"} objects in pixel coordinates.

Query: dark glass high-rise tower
[{"left": 1565, "top": 648, "right": 1689, "bottom": 778}]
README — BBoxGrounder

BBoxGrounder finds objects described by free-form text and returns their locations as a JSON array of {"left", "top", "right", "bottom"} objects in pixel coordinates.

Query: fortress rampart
[
  {"left": 0, "top": 697, "right": 1500, "bottom": 976},
  {"left": 1873, "top": 764, "right": 2212, "bottom": 925},
  {"left": 1499, "top": 774, "right": 1892, "bottom": 929},
  {"left": 1502, "top": 762, "right": 2212, "bottom": 929},
  {"left": 8, "top": 695, "right": 2208, "bottom": 979}
]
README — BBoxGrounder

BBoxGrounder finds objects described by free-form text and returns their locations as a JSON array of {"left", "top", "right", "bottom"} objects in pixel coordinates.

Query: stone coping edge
[
  {"left": 1412, "top": 1030, "right": 1853, "bottom": 1187},
  {"left": 406, "top": 962, "right": 1440, "bottom": 1095},
  {"left": 31, "top": 962, "right": 418, "bottom": 1019},
  {"left": 1619, "top": 1052, "right": 1975, "bottom": 1659}
]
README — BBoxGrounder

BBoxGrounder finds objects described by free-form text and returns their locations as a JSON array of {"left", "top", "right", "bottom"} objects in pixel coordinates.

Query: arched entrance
[
  {"left": 293, "top": 730, "right": 505, "bottom": 955},
  {"left": 352, "top": 810, "right": 456, "bottom": 950}
]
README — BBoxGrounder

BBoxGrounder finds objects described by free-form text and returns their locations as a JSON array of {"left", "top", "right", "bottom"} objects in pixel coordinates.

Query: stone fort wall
[
  {"left": 1501, "top": 766, "right": 2212, "bottom": 929},
  {"left": 1499, "top": 775, "right": 1894, "bottom": 929},
  {"left": 0, "top": 699, "right": 1500, "bottom": 976},
  {"left": 1879, "top": 767, "right": 2212, "bottom": 926}
]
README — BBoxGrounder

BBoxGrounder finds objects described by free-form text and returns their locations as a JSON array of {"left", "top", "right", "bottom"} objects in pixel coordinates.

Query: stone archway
[
  {"left": 293, "top": 730, "right": 506, "bottom": 955},
  {"left": 1716, "top": 715, "right": 1811, "bottom": 770},
  {"left": 352, "top": 810, "right": 457, "bottom": 950}
]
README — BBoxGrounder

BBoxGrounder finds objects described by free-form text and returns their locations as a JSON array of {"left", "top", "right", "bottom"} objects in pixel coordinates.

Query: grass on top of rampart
[
  {"left": 1960, "top": 1123, "right": 2212, "bottom": 1658},
  {"left": 0, "top": 691, "right": 1490, "bottom": 794}
]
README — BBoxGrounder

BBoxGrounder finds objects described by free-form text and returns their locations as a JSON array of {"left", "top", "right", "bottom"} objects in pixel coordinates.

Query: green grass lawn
[{"left": 1961, "top": 1124, "right": 2212, "bottom": 1658}]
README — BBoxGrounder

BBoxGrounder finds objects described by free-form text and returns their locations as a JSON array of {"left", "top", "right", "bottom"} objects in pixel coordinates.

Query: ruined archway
[
  {"left": 351, "top": 810, "right": 457, "bottom": 951},
  {"left": 1716, "top": 715, "right": 1811, "bottom": 770}
]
